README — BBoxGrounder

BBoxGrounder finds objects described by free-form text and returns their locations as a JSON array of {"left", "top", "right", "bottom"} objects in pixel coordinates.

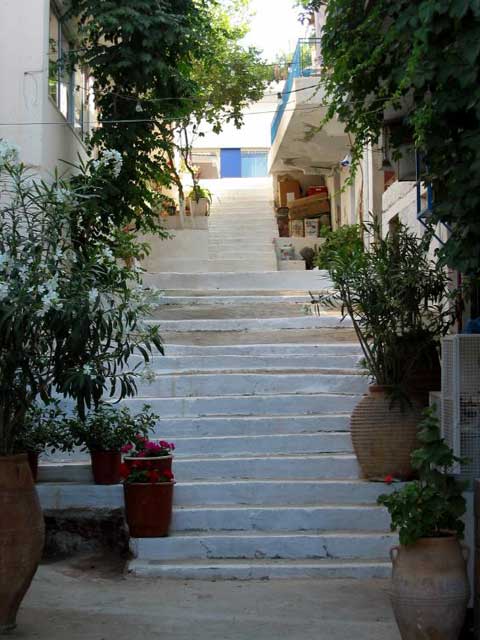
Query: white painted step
[
  {"left": 148, "top": 316, "right": 352, "bottom": 332},
  {"left": 157, "top": 296, "right": 313, "bottom": 306},
  {"left": 146, "top": 354, "right": 362, "bottom": 373},
  {"left": 127, "top": 558, "right": 391, "bottom": 580},
  {"left": 171, "top": 505, "right": 390, "bottom": 533},
  {"left": 38, "top": 454, "right": 360, "bottom": 483},
  {"left": 131, "top": 532, "right": 396, "bottom": 561},
  {"left": 124, "top": 392, "right": 361, "bottom": 417},
  {"left": 135, "top": 372, "right": 366, "bottom": 398},
  {"left": 166, "top": 433, "right": 353, "bottom": 457},
  {"left": 207, "top": 260, "right": 277, "bottom": 273},
  {"left": 143, "top": 270, "right": 332, "bottom": 292},
  {"left": 163, "top": 343, "right": 361, "bottom": 356},
  {"left": 37, "top": 480, "right": 399, "bottom": 510},
  {"left": 152, "top": 414, "right": 351, "bottom": 437}
]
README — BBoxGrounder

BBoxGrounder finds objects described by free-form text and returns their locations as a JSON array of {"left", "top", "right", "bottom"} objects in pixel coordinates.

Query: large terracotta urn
[
  {"left": 390, "top": 537, "right": 469, "bottom": 639},
  {"left": 0, "top": 454, "right": 45, "bottom": 633},
  {"left": 350, "top": 385, "right": 424, "bottom": 480}
]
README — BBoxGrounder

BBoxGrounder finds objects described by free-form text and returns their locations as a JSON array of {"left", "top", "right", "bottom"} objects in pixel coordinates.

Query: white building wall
[{"left": 0, "top": 0, "right": 87, "bottom": 176}]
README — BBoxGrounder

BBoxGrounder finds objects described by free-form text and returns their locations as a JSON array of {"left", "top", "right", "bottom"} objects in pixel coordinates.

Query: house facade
[{"left": 0, "top": 0, "right": 94, "bottom": 176}]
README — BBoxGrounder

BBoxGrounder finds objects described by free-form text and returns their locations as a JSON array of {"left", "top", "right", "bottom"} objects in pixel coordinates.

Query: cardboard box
[
  {"left": 290, "top": 219, "right": 304, "bottom": 237},
  {"left": 278, "top": 178, "right": 301, "bottom": 207},
  {"left": 288, "top": 193, "right": 330, "bottom": 220},
  {"left": 304, "top": 218, "right": 320, "bottom": 238}
]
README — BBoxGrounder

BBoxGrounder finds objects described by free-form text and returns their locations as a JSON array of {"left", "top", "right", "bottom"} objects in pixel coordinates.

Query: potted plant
[
  {"left": 315, "top": 223, "right": 454, "bottom": 479},
  {"left": 13, "top": 401, "right": 73, "bottom": 482},
  {"left": 70, "top": 404, "right": 157, "bottom": 485},
  {"left": 123, "top": 435, "right": 175, "bottom": 474},
  {"left": 0, "top": 145, "right": 163, "bottom": 632},
  {"left": 121, "top": 463, "right": 175, "bottom": 537},
  {"left": 187, "top": 185, "right": 212, "bottom": 216},
  {"left": 378, "top": 409, "right": 469, "bottom": 640}
]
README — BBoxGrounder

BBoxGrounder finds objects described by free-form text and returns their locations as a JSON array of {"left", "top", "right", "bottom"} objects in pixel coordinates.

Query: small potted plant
[
  {"left": 70, "top": 403, "right": 157, "bottom": 485},
  {"left": 14, "top": 401, "right": 73, "bottom": 482},
  {"left": 187, "top": 185, "right": 212, "bottom": 216},
  {"left": 121, "top": 463, "right": 175, "bottom": 537},
  {"left": 123, "top": 436, "right": 175, "bottom": 474},
  {"left": 378, "top": 409, "right": 469, "bottom": 640}
]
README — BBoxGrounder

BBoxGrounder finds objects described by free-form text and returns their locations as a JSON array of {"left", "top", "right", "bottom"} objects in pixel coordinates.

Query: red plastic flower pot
[
  {"left": 123, "top": 481, "right": 174, "bottom": 537},
  {"left": 90, "top": 451, "right": 122, "bottom": 485},
  {"left": 123, "top": 455, "right": 173, "bottom": 474}
]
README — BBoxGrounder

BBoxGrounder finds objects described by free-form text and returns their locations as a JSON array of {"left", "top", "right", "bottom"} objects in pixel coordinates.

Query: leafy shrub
[{"left": 314, "top": 225, "right": 363, "bottom": 270}]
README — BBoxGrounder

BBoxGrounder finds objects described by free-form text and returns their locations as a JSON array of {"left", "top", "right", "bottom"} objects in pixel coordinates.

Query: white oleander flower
[
  {"left": 0, "top": 140, "right": 20, "bottom": 167},
  {"left": 88, "top": 288, "right": 99, "bottom": 304},
  {"left": 0, "top": 281, "right": 9, "bottom": 301}
]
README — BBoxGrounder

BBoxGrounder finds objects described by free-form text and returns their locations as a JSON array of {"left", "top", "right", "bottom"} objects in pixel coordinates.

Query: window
[{"left": 49, "top": 5, "right": 94, "bottom": 138}]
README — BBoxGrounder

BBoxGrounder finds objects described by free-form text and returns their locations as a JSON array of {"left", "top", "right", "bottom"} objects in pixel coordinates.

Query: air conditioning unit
[{"left": 441, "top": 335, "right": 480, "bottom": 480}]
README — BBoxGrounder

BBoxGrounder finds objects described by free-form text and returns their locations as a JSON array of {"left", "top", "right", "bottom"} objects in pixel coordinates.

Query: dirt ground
[{"left": 16, "top": 555, "right": 401, "bottom": 640}]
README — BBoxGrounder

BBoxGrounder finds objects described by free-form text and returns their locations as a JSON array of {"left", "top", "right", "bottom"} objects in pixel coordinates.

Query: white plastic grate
[{"left": 441, "top": 335, "right": 480, "bottom": 480}]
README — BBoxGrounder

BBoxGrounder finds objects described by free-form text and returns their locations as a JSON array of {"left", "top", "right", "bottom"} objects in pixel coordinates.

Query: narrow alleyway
[{"left": 39, "top": 180, "right": 396, "bottom": 579}]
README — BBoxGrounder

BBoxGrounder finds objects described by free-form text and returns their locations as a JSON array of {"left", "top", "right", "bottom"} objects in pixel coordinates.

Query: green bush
[{"left": 314, "top": 225, "right": 363, "bottom": 270}]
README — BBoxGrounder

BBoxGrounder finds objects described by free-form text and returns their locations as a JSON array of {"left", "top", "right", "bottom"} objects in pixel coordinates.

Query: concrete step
[
  {"left": 147, "top": 316, "right": 352, "bottom": 333},
  {"left": 166, "top": 433, "right": 353, "bottom": 457},
  {"left": 131, "top": 531, "right": 397, "bottom": 561},
  {"left": 162, "top": 343, "right": 361, "bottom": 356},
  {"left": 127, "top": 558, "right": 391, "bottom": 580},
  {"left": 38, "top": 453, "right": 360, "bottom": 483},
  {"left": 150, "top": 303, "right": 317, "bottom": 320},
  {"left": 135, "top": 372, "right": 366, "bottom": 398},
  {"left": 170, "top": 505, "right": 390, "bottom": 533},
  {"left": 143, "top": 270, "right": 332, "bottom": 292},
  {"left": 157, "top": 329, "right": 359, "bottom": 347},
  {"left": 144, "top": 355, "right": 361, "bottom": 372},
  {"left": 151, "top": 414, "right": 350, "bottom": 437},
  {"left": 207, "top": 260, "right": 278, "bottom": 273},
  {"left": 37, "top": 480, "right": 399, "bottom": 510},
  {"left": 157, "top": 295, "right": 314, "bottom": 305},
  {"left": 124, "top": 392, "right": 361, "bottom": 418}
]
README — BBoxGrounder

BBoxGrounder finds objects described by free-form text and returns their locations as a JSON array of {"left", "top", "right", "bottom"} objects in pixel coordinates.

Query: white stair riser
[
  {"left": 123, "top": 393, "right": 361, "bottom": 418},
  {"left": 172, "top": 456, "right": 360, "bottom": 481},
  {"left": 143, "top": 271, "right": 332, "bottom": 291},
  {"left": 163, "top": 343, "right": 362, "bottom": 356},
  {"left": 127, "top": 560, "right": 391, "bottom": 580},
  {"left": 152, "top": 415, "right": 350, "bottom": 437},
  {"left": 163, "top": 433, "right": 353, "bottom": 457},
  {"left": 143, "top": 354, "right": 362, "bottom": 373},
  {"left": 131, "top": 533, "right": 397, "bottom": 561},
  {"left": 135, "top": 373, "right": 367, "bottom": 398},
  {"left": 171, "top": 506, "right": 390, "bottom": 533},
  {"left": 157, "top": 296, "right": 314, "bottom": 305}
]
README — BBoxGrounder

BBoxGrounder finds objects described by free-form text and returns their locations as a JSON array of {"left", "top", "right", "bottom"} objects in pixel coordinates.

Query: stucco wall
[{"left": 0, "top": 0, "right": 87, "bottom": 176}]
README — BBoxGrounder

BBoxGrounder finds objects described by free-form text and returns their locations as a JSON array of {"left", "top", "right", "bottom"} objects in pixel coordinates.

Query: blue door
[{"left": 220, "top": 148, "right": 241, "bottom": 178}]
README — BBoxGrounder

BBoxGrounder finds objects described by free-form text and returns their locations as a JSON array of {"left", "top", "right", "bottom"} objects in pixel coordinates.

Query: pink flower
[
  {"left": 121, "top": 443, "right": 133, "bottom": 454},
  {"left": 384, "top": 474, "right": 394, "bottom": 485}
]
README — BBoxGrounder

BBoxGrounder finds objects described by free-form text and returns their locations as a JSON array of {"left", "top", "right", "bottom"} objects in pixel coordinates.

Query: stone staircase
[
  {"left": 126, "top": 270, "right": 395, "bottom": 578},
  {"left": 38, "top": 269, "right": 397, "bottom": 578},
  {"left": 205, "top": 178, "right": 278, "bottom": 272}
]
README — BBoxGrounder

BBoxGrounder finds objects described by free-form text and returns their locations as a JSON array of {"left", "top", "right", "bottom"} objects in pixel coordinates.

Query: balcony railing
[{"left": 271, "top": 38, "right": 322, "bottom": 145}]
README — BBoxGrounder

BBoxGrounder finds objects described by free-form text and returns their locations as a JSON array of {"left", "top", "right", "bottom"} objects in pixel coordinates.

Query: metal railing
[{"left": 271, "top": 38, "right": 322, "bottom": 145}]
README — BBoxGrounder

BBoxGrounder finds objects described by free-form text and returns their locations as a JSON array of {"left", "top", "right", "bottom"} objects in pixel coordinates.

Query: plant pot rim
[
  {"left": 124, "top": 481, "right": 176, "bottom": 486},
  {"left": 0, "top": 453, "right": 28, "bottom": 462},
  {"left": 369, "top": 384, "right": 394, "bottom": 393},
  {"left": 90, "top": 449, "right": 121, "bottom": 454},
  {"left": 123, "top": 454, "right": 173, "bottom": 460}
]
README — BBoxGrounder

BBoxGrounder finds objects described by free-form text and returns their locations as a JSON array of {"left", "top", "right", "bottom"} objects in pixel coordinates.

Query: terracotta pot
[
  {"left": 350, "top": 385, "right": 424, "bottom": 480},
  {"left": 0, "top": 454, "right": 45, "bottom": 633},
  {"left": 390, "top": 537, "right": 469, "bottom": 639},
  {"left": 90, "top": 451, "right": 122, "bottom": 485},
  {"left": 123, "top": 455, "right": 173, "bottom": 474},
  {"left": 123, "top": 482, "right": 174, "bottom": 537},
  {"left": 27, "top": 452, "right": 39, "bottom": 483}
]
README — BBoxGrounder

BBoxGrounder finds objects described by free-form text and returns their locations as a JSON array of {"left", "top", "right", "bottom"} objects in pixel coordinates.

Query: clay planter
[
  {"left": 123, "top": 482, "right": 174, "bottom": 537},
  {"left": 0, "top": 454, "right": 45, "bottom": 633},
  {"left": 390, "top": 537, "right": 469, "bottom": 639},
  {"left": 27, "top": 452, "right": 39, "bottom": 483},
  {"left": 123, "top": 455, "right": 173, "bottom": 474},
  {"left": 90, "top": 451, "right": 122, "bottom": 485},
  {"left": 350, "top": 385, "right": 424, "bottom": 480}
]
